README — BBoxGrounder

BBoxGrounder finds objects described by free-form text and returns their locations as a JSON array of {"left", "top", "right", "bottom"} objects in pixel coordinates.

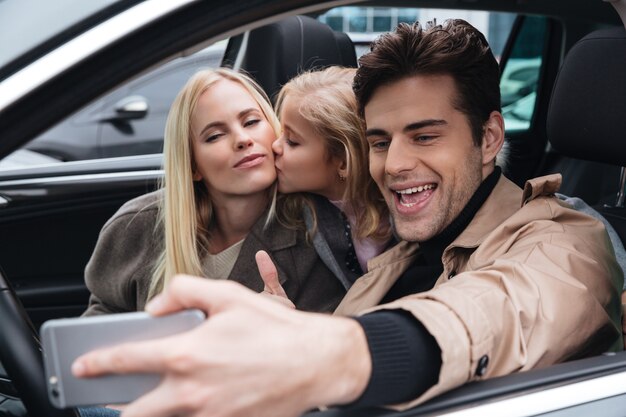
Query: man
[{"left": 73, "top": 20, "right": 622, "bottom": 417}]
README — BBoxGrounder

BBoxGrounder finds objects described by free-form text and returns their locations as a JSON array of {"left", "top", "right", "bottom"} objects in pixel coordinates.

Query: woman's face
[
  {"left": 273, "top": 95, "right": 343, "bottom": 200},
  {"left": 190, "top": 79, "right": 277, "bottom": 203}
]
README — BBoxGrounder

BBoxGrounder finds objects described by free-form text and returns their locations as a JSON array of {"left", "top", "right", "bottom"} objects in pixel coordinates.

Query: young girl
[
  {"left": 83, "top": 68, "right": 345, "bottom": 315},
  {"left": 273, "top": 66, "right": 392, "bottom": 289}
]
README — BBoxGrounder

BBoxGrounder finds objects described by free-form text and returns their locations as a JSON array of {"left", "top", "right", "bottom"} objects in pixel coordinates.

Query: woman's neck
[{"left": 208, "top": 191, "right": 270, "bottom": 254}]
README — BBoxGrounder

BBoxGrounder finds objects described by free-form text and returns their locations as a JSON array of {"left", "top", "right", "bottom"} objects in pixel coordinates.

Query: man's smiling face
[{"left": 365, "top": 74, "right": 487, "bottom": 242}]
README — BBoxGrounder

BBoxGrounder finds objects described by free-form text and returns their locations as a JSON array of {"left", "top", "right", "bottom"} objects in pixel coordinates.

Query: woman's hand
[{"left": 255, "top": 250, "right": 295, "bottom": 309}]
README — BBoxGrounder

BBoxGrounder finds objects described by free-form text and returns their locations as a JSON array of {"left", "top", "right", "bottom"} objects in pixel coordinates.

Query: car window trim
[{"left": 436, "top": 370, "right": 626, "bottom": 416}]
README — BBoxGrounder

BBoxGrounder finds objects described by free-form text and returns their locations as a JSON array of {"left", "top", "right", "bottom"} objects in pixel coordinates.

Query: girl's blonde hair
[
  {"left": 275, "top": 66, "right": 389, "bottom": 240},
  {"left": 148, "top": 68, "right": 281, "bottom": 299}
]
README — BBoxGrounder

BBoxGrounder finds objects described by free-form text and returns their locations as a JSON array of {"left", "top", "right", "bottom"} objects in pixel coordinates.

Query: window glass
[
  {"left": 373, "top": 15, "right": 392, "bottom": 32},
  {"left": 0, "top": 41, "right": 226, "bottom": 171},
  {"left": 348, "top": 7, "right": 368, "bottom": 32},
  {"left": 500, "top": 16, "right": 548, "bottom": 132},
  {"left": 0, "top": 0, "right": 121, "bottom": 72},
  {"left": 325, "top": 15, "right": 343, "bottom": 31},
  {"left": 318, "top": 6, "right": 541, "bottom": 134},
  {"left": 318, "top": 7, "right": 516, "bottom": 59}
]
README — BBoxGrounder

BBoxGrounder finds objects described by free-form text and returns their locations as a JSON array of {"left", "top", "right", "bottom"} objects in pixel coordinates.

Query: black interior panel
[{"left": 0, "top": 174, "right": 158, "bottom": 328}]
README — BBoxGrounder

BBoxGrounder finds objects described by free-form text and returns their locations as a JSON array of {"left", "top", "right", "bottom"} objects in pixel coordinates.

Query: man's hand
[
  {"left": 72, "top": 275, "right": 371, "bottom": 417},
  {"left": 256, "top": 250, "right": 295, "bottom": 309}
]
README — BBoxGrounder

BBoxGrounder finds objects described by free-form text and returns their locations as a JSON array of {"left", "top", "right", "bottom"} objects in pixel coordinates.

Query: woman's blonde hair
[
  {"left": 275, "top": 66, "right": 389, "bottom": 240},
  {"left": 148, "top": 68, "right": 281, "bottom": 299}
]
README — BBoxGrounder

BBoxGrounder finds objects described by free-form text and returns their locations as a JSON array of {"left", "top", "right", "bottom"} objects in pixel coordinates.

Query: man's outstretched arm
[{"left": 73, "top": 275, "right": 372, "bottom": 417}]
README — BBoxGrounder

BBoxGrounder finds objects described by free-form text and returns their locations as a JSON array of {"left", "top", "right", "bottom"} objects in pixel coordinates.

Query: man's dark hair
[{"left": 353, "top": 19, "right": 501, "bottom": 146}]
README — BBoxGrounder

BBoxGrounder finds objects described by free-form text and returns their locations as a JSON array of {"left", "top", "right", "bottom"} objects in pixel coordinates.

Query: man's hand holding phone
[{"left": 71, "top": 275, "right": 372, "bottom": 417}]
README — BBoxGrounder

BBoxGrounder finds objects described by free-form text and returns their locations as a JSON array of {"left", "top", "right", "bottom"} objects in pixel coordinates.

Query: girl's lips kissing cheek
[{"left": 393, "top": 183, "right": 437, "bottom": 213}]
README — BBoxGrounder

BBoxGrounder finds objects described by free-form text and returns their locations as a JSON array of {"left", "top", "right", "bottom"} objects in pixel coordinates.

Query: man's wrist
[{"left": 303, "top": 315, "right": 372, "bottom": 408}]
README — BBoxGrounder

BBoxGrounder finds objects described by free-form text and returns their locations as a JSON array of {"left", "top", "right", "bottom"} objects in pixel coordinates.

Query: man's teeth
[{"left": 396, "top": 184, "right": 435, "bottom": 195}]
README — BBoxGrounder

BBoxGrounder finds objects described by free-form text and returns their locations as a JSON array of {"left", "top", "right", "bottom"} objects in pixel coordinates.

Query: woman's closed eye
[
  {"left": 204, "top": 132, "right": 224, "bottom": 143},
  {"left": 243, "top": 118, "right": 261, "bottom": 128}
]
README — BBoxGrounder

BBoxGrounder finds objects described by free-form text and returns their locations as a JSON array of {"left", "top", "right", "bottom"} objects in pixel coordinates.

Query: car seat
[
  {"left": 230, "top": 15, "right": 358, "bottom": 102},
  {"left": 548, "top": 27, "right": 626, "bottom": 245},
  {"left": 547, "top": 26, "right": 626, "bottom": 345}
]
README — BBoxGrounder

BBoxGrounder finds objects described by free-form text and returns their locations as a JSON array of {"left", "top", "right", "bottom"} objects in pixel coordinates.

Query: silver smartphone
[{"left": 40, "top": 309, "right": 205, "bottom": 409}]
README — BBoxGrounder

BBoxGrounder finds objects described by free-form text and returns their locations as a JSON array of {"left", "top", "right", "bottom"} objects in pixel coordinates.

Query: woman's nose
[{"left": 234, "top": 131, "right": 254, "bottom": 150}]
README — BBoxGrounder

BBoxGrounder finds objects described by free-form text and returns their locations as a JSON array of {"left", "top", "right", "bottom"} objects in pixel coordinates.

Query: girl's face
[
  {"left": 273, "top": 95, "right": 344, "bottom": 200},
  {"left": 190, "top": 79, "right": 277, "bottom": 204}
]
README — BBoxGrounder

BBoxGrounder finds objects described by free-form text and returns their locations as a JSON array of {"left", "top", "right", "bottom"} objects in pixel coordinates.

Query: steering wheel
[{"left": 0, "top": 268, "right": 78, "bottom": 417}]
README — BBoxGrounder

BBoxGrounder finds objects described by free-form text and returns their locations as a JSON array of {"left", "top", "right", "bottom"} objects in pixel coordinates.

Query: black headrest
[
  {"left": 240, "top": 15, "right": 357, "bottom": 102},
  {"left": 548, "top": 27, "right": 626, "bottom": 167}
]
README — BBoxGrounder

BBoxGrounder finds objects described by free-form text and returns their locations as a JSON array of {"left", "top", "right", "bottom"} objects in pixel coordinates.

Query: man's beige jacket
[{"left": 335, "top": 174, "right": 623, "bottom": 408}]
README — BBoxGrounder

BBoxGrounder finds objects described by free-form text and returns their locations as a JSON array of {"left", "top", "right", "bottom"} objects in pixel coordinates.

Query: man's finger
[
  {"left": 255, "top": 250, "right": 287, "bottom": 297},
  {"left": 73, "top": 336, "right": 172, "bottom": 377}
]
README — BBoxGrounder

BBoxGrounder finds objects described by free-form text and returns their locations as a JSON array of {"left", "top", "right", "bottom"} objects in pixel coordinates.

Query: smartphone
[{"left": 41, "top": 309, "right": 205, "bottom": 409}]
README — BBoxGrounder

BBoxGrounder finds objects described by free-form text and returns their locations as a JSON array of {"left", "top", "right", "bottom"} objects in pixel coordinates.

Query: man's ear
[{"left": 481, "top": 111, "right": 505, "bottom": 166}]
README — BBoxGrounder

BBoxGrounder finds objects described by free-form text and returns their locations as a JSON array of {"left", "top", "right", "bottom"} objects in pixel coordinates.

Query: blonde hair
[
  {"left": 148, "top": 68, "right": 281, "bottom": 299},
  {"left": 275, "top": 66, "right": 389, "bottom": 240}
]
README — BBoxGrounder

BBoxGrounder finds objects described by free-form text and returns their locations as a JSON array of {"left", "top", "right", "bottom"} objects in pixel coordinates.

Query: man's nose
[{"left": 385, "top": 139, "right": 415, "bottom": 177}]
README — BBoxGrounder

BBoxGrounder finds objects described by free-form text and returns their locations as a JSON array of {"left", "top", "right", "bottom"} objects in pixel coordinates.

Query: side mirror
[{"left": 113, "top": 95, "right": 149, "bottom": 120}]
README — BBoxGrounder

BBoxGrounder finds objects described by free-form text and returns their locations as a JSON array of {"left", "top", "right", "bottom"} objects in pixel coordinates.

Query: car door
[{"left": 0, "top": 158, "right": 162, "bottom": 329}]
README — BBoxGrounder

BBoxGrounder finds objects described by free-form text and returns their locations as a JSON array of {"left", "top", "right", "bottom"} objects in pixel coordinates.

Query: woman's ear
[
  {"left": 481, "top": 111, "right": 505, "bottom": 166},
  {"left": 192, "top": 171, "right": 203, "bottom": 182}
]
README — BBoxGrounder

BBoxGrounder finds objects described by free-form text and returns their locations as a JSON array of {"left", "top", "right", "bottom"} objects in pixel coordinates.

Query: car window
[
  {"left": 319, "top": 7, "right": 547, "bottom": 136},
  {"left": 0, "top": 8, "right": 523, "bottom": 172},
  {"left": 0, "top": 0, "right": 123, "bottom": 73},
  {"left": 500, "top": 16, "right": 548, "bottom": 132},
  {"left": 318, "top": 6, "right": 517, "bottom": 59},
  {"left": 0, "top": 41, "right": 226, "bottom": 170}
]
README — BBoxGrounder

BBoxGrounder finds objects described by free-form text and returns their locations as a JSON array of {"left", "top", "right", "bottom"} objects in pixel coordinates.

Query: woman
[
  {"left": 273, "top": 66, "right": 392, "bottom": 289},
  {"left": 83, "top": 68, "right": 345, "bottom": 315}
]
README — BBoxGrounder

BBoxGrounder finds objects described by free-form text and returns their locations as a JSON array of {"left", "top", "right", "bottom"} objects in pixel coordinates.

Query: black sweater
[{"left": 351, "top": 167, "right": 501, "bottom": 407}]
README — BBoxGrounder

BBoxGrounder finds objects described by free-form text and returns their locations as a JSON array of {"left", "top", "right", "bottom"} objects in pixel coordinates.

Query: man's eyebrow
[
  {"left": 365, "top": 128, "right": 388, "bottom": 137},
  {"left": 403, "top": 119, "right": 447, "bottom": 133},
  {"left": 366, "top": 119, "right": 447, "bottom": 138},
  {"left": 198, "top": 108, "right": 259, "bottom": 138}
]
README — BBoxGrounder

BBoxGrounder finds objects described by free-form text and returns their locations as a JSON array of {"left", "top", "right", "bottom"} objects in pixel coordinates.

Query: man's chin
[{"left": 393, "top": 223, "right": 436, "bottom": 243}]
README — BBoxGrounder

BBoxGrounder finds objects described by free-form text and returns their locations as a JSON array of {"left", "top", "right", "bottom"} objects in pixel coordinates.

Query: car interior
[
  {"left": 547, "top": 26, "right": 626, "bottom": 243},
  {"left": 1, "top": 0, "right": 626, "bottom": 416}
]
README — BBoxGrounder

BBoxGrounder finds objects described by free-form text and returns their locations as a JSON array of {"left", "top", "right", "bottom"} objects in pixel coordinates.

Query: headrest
[
  {"left": 240, "top": 15, "right": 357, "bottom": 102},
  {"left": 548, "top": 27, "right": 626, "bottom": 167}
]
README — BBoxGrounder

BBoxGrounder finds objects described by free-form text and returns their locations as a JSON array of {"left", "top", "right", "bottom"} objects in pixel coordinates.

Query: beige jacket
[{"left": 335, "top": 174, "right": 623, "bottom": 408}]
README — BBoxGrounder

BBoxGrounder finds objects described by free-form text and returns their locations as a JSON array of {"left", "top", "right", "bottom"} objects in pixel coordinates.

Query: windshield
[{"left": 0, "top": 0, "right": 126, "bottom": 76}]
